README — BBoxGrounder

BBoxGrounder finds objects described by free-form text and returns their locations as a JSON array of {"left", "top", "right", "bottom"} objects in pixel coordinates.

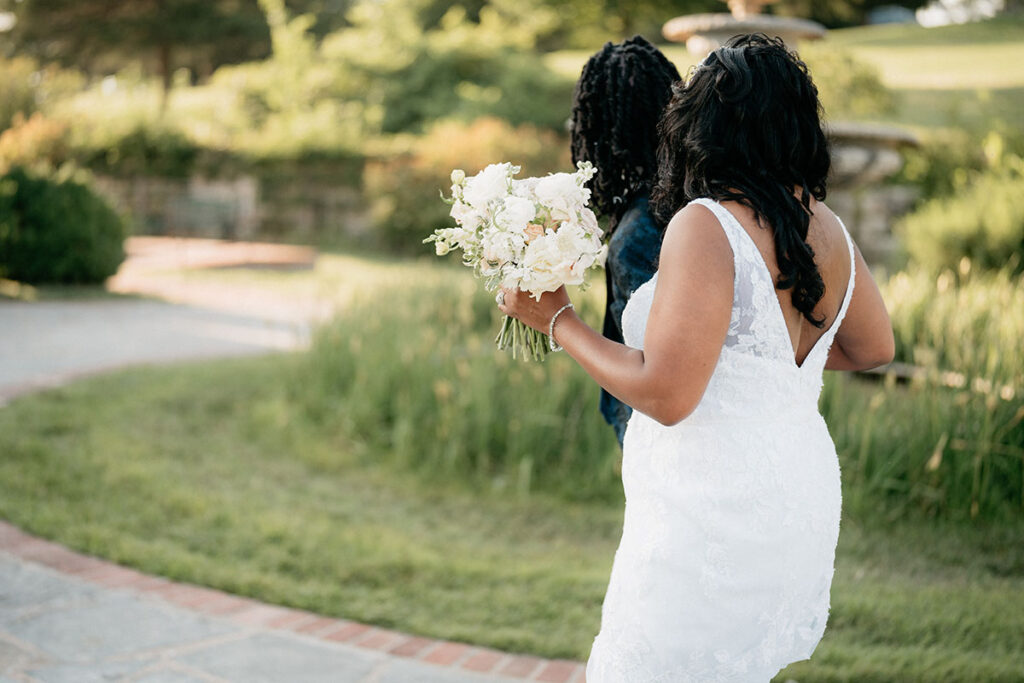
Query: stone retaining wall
[
  {"left": 94, "top": 174, "right": 371, "bottom": 245},
  {"left": 93, "top": 172, "right": 914, "bottom": 265}
]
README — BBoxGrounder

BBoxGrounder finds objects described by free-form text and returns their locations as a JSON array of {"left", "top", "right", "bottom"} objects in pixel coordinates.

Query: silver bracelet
[{"left": 548, "top": 302, "right": 575, "bottom": 352}]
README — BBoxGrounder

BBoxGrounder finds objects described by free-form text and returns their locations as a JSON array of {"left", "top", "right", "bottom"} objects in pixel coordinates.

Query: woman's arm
[
  {"left": 825, "top": 244, "right": 895, "bottom": 371},
  {"left": 499, "top": 204, "right": 734, "bottom": 426}
]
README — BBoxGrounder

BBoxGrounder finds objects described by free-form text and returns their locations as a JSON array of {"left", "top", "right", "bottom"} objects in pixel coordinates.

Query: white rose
[
  {"left": 511, "top": 177, "right": 539, "bottom": 199},
  {"left": 534, "top": 172, "right": 585, "bottom": 220},
  {"left": 481, "top": 236, "right": 507, "bottom": 266},
  {"left": 520, "top": 235, "right": 572, "bottom": 296},
  {"left": 450, "top": 201, "right": 484, "bottom": 231},
  {"left": 462, "top": 163, "right": 514, "bottom": 210},
  {"left": 495, "top": 195, "right": 536, "bottom": 232}
]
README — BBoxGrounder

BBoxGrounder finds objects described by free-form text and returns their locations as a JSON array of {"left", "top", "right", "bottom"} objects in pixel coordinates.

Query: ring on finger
[{"left": 496, "top": 291, "right": 506, "bottom": 306}]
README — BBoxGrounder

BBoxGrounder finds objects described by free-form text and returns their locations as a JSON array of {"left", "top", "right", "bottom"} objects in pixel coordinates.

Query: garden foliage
[
  {"left": 0, "top": 113, "right": 70, "bottom": 171},
  {"left": 301, "top": 264, "right": 1023, "bottom": 520},
  {"left": 0, "top": 56, "right": 83, "bottom": 133},
  {"left": 801, "top": 47, "right": 894, "bottom": 120},
  {"left": 0, "top": 166, "right": 127, "bottom": 284},
  {"left": 899, "top": 156, "right": 1024, "bottom": 274},
  {"left": 363, "top": 117, "right": 570, "bottom": 252}
]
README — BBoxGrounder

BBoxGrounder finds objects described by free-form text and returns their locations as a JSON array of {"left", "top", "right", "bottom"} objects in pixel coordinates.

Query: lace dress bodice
[
  {"left": 622, "top": 198, "right": 855, "bottom": 424},
  {"left": 587, "top": 198, "right": 855, "bottom": 682}
]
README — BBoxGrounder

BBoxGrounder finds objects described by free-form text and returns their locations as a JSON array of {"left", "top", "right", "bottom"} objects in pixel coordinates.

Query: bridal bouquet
[{"left": 425, "top": 161, "right": 607, "bottom": 361}]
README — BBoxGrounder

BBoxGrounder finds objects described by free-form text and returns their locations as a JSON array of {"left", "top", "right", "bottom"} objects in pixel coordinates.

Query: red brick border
[{"left": 0, "top": 520, "right": 586, "bottom": 682}]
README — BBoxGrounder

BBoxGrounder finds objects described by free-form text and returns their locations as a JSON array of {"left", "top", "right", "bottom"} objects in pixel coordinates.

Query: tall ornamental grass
[
  {"left": 300, "top": 276, "right": 622, "bottom": 502},
  {"left": 300, "top": 265, "right": 1022, "bottom": 520},
  {"left": 884, "top": 261, "right": 1022, "bottom": 388},
  {"left": 826, "top": 263, "right": 1024, "bottom": 520}
]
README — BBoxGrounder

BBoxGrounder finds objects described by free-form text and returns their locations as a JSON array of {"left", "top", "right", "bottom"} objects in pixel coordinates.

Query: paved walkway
[
  {"left": 0, "top": 239, "right": 587, "bottom": 682},
  {"left": 0, "top": 298, "right": 309, "bottom": 405},
  {"left": 0, "top": 524, "right": 581, "bottom": 682}
]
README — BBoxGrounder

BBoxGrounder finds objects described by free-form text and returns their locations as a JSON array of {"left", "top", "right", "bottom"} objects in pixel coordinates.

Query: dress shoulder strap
[
  {"left": 686, "top": 197, "right": 749, "bottom": 261},
  {"left": 828, "top": 214, "right": 857, "bottom": 337}
]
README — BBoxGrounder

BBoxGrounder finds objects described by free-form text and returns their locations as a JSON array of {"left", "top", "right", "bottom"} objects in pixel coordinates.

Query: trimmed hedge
[{"left": 0, "top": 167, "right": 127, "bottom": 284}]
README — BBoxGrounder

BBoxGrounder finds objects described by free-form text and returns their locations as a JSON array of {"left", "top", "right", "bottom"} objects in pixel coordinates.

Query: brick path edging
[{"left": 0, "top": 520, "right": 586, "bottom": 683}]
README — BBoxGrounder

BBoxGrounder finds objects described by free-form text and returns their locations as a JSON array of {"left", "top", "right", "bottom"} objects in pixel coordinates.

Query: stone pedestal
[{"left": 662, "top": 13, "right": 826, "bottom": 54}]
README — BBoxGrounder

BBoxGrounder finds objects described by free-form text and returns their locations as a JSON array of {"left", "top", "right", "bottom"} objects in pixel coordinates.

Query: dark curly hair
[
  {"left": 650, "top": 34, "right": 831, "bottom": 327},
  {"left": 570, "top": 35, "right": 681, "bottom": 231}
]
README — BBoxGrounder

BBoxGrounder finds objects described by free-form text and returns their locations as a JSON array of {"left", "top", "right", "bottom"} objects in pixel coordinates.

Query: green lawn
[
  {"left": 548, "top": 14, "right": 1024, "bottom": 132},
  {"left": 1, "top": 355, "right": 1022, "bottom": 681},
  {"left": 826, "top": 15, "right": 1024, "bottom": 88},
  {"left": 0, "top": 278, "right": 135, "bottom": 302}
]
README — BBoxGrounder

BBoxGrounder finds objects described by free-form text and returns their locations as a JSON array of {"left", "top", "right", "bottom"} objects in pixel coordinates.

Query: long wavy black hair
[
  {"left": 650, "top": 34, "right": 831, "bottom": 327},
  {"left": 570, "top": 35, "right": 681, "bottom": 232}
]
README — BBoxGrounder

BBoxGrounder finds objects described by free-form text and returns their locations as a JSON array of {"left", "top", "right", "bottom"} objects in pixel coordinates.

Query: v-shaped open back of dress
[{"left": 586, "top": 197, "right": 853, "bottom": 682}]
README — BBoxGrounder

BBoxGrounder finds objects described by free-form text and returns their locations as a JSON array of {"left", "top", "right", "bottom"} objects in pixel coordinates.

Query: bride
[{"left": 497, "top": 34, "right": 895, "bottom": 681}]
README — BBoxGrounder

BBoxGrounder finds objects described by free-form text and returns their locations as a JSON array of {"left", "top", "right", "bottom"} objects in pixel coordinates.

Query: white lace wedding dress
[{"left": 586, "top": 198, "right": 856, "bottom": 682}]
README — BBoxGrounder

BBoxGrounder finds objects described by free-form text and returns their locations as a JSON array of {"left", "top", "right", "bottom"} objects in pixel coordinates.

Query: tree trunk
[{"left": 158, "top": 42, "right": 173, "bottom": 115}]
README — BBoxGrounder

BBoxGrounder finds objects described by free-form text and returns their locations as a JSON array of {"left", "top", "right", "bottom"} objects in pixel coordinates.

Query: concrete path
[
  {"left": 0, "top": 524, "right": 580, "bottom": 682},
  {"left": 0, "top": 298, "right": 308, "bottom": 404},
  {"left": 0, "top": 239, "right": 587, "bottom": 682}
]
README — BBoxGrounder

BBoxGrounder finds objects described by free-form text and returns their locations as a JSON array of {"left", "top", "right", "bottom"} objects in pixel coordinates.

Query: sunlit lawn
[
  {"left": 825, "top": 15, "right": 1024, "bottom": 88},
  {"left": 549, "top": 14, "right": 1024, "bottom": 132}
]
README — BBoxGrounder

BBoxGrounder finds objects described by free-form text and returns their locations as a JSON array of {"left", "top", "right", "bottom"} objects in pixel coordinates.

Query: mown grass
[
  {"left": 825, "top": 14, "right": 1024, "bottom": 89},
  {"left": 0, "top": 354, "right": 1022, "bottom": 679},
  {"left": 549, "top": 14, "right": 1024, "bottom": 133}
]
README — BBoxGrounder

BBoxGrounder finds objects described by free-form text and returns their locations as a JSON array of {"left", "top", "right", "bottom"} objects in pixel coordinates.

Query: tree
[{"left": 5, "top": 0, "right": 272, "bottom": 109}]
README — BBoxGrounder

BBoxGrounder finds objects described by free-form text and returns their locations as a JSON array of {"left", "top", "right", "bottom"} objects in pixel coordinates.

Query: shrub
[
  {"left": 76, "top": 125, "right": 200, "bottom": 178},
  {"left": 0, "top": 113, "right": 70, "bottom": 170},
  {"left": 895, "top": 128, "right": 1024, "bottom": 201},
  {"left": 0, "top": 58, "right": 42, "bottom": 133},
  {"left": 363, "top": 117, "right": 570, "bottom": 252},
  {"left": 899, "top": 158, "right": 1024, "bottom": 274},
  {"left": 374, "top": 45, "right": 573, "bottom": 134},
  {"left": 0, "top": 57, "right": 84, "bottom": 132},
  {"left": 0, "top": 167, "right": 127, "bottom": 284},
  {"left": 802, "top": 47, "right": 895, "bottom": 120}
]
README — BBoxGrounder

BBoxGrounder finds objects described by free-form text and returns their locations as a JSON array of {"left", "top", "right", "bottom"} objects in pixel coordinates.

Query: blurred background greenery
[{"left": 0, "top": 0, "right": 1022, "bottom": 680}]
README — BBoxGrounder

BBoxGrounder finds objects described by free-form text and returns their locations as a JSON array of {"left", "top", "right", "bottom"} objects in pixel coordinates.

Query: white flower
[
  {"left": 534, "top": 172, "right": 586, "bottom": 222},
  {"left": 511, "top": 177, "right": 539, "bottom": 199},
  {"left": 495, "top": 195, "right": 536, "bottom": 232},
  {"left": 462, "top": 163, "right": 516, "bottom": 210},
  {"left": 481, "top": 230, "right": 520, "bottom": 266},
  {"left": 580, "top": 207, "right": 601, "bottom": 236},
  {"left": 450, "top": 201, "right": 484, "bottom": 231},
  {"left": 430, "top": 159, "right": 605, "bottom": 355}
]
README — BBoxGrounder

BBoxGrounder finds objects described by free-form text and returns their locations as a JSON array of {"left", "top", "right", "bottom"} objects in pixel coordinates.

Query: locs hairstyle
[
  {"left": 570, "top": 35, "right": 680, "bottom": 231},
  {"left": 650, "top": 34, "right": 831, "bottom": 327}
]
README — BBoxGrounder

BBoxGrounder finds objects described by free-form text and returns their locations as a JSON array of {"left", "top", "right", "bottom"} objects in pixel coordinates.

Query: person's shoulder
[
  {"left": 659, "top": 200, "right": 732, "bottom": 269},
  {"left": 663, "top": 200, "right": 726, "bottom": 242}
]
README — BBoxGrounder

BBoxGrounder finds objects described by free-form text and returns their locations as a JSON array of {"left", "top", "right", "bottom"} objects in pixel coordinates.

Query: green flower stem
[{"left": 495, "top": 316, "right": 551, "bottom": 362}]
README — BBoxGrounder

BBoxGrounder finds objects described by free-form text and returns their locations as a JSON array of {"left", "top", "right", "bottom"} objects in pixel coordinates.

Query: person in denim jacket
[{"left": 569, "top": 36, "right": 681, "bottom": 446}]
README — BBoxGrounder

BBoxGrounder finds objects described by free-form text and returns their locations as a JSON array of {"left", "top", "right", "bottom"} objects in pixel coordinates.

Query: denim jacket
[{"left": 600, "top": 195, "right": 662, "bottom": 446}]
